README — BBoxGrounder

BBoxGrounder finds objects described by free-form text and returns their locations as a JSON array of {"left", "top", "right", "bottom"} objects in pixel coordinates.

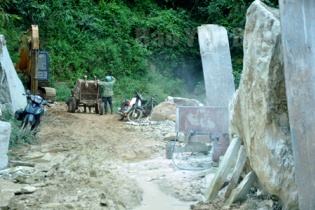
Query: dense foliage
[{"left": 0, "top": 0, "right": 277, "bottom": 103}]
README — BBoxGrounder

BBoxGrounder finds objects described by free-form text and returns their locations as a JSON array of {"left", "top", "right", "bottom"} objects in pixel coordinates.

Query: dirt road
[{"left": 8, "top": 103, "right": 216, "bottom": 209}]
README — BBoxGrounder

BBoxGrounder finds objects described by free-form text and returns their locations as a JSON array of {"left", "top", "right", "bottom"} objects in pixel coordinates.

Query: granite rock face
[{"left": 229, "top": 1, "right": 298, "bottom": 209}]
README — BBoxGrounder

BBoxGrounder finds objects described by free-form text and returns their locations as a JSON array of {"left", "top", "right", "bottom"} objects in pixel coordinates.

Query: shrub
[
  {"left": 54, "top": 83, "right": 71, "bottom": 102},
  {"left": 1, "top": 108, "right": 36, "bottom": 148}
]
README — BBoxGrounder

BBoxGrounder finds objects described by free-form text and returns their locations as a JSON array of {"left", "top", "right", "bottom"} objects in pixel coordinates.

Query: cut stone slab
[
  {"left": 224, "top": 145, "right": 247, "bottom": 200},
  {"left": 204, "top": 137, "right": 242, "bottom": 201},
  {"left": 0, "top": 35, "right": 27, "bottom": 112},
  {"left": 279, "top": 0, "right": 315, "bottom": 209},
  {"left": 197, "top": 24, "right": 235, "bottom": 107},
  {"left": 225, "top": 171, "right": 257, "bottom": 205},
  {"left": 0, "top": 121, "right": 11, "bottom": 169}
]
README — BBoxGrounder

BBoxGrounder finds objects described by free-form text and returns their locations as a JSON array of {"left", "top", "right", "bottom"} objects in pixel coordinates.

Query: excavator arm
[{"left": 15, "top": 25, "right": 56, "bottom": 102}]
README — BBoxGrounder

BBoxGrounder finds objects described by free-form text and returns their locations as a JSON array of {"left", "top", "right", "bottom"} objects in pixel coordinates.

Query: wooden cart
[{"left": 67, "top": 76, "right": 104, "bottom": 114}]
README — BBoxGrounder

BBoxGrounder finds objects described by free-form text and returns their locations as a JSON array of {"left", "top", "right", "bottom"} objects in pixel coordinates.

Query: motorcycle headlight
[{"left": 35, "top": 107, "right": 43, "bottom": 115}]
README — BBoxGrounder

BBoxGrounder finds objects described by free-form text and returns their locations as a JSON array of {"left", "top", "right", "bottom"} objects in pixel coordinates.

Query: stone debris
[
  {"left": 21, "top": 185, "right": 37, "bottom": 194},
  {"left": 0, "top": 179, "right": 36, "bottom": 208},
  {"left": 0, "top": 151, "right": 64, "bottom": 209}
]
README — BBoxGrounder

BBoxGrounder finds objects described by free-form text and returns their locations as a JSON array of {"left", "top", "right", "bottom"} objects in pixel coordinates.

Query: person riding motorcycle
[{"left": 97, "top": 76, "right": 116, "bottom": 114}]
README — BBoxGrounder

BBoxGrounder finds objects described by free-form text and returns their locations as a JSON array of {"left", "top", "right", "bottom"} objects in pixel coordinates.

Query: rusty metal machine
[
  {"left": 15, "top": 25, "right": 56, "bottom": 102},
  {"left": 166, "top": 106, "right": 230, "bottom": 169},
  {"left": 67, "top": 76, "right": 104, "bottom": 114}
]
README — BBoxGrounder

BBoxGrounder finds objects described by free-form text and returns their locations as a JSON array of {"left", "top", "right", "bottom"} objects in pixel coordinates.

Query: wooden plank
[
  {"left": 223, "top": 146, "right": 247, "bottom": 200},
  {"left": 204, "top": 137, "right": 242, "bottom": 201},
  {"left": 279, "top": 1, "right": 315, "bottom": 209}
]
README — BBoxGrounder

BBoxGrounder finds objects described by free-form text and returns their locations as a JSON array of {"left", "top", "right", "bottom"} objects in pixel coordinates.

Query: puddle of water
[{"left": 133, "top": 179, "right": 194, "bottom": 210}]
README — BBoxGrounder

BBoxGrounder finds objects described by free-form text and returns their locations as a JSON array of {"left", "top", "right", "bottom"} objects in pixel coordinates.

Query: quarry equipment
[
  {"left": 166, "top": 106, "right": 230, "bottom": 169},
  {"left": 14, "top": 25, "right": 56, "bottom": 102}
]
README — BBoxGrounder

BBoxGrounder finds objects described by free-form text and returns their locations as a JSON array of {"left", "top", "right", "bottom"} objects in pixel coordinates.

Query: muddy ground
[{"left": 5, "top": 103, "right": 250, "bottom": 210}]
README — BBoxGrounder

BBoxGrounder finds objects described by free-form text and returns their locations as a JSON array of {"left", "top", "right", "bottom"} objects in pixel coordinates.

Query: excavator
[{"left": 14, "top": 25, "right": 56, "bottom": 102}]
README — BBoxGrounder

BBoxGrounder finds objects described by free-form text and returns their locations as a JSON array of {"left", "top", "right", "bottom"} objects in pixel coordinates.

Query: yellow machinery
[{"left": 15, "top": 25, "right": 56, "bottom": 102}]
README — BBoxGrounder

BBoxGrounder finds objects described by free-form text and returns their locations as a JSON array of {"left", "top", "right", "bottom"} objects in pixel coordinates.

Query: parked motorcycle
[
  {"left": 126, "top": 92, "right": 158, "bottom": 122},
  {"left": 139, "top": 94, "right": 158, "bottom": 118},
  {"left": 15, "top": 92, "right": 50, "bottom": 132},
  {"left": 117, "top": 91, "right": 142, "bottom": 121}
]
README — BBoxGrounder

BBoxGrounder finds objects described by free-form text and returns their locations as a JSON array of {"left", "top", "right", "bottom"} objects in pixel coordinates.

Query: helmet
[{"left": 105, "top": 76, "right": 111, "bottom": 81}]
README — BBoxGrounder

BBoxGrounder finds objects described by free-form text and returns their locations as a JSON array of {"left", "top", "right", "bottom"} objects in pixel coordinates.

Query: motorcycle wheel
[
  {"left": 117, "top": 115, "right": 124, "bottom": 121},
  {"left": 99, "top": 103, "right": 104, "bottom": 115},
  {"left": 21, "top": 121, "right": 33, "bottom": 132},
  {"left": 127, "top": 108, "right": 143, "bottom": 122}
]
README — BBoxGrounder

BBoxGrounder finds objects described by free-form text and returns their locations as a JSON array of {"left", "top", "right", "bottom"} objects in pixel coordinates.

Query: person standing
[{"left": 98, "top": 76, "right": 116, "bottom": 114}]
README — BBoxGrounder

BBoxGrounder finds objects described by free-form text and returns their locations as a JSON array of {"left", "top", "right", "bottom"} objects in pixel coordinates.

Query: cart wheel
[
  {"left": 99, "top": 105, "right": 104, "bottom": 115},
  {"left": 95, "top": 104, "right": 99, "bottom": 114},
  {"left": 98, "top": 99, "right": 104, "bottom": 115},
  {"left": 67, "top": 97, "right": 76, "bottom": 113}
]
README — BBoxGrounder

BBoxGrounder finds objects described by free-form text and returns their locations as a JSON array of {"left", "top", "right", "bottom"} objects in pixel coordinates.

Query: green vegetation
[
  {"left": 0, "top": 0, "right": 279, "bottom": 148},
  {"left": 1, "top": 0, "right": 278, "bottom": 100},
  {"left": 54, "top": 83, "right": 71, "bottom": 101},
  {"left": 1, "top": 108, "right": 36, "bottom": 148}
]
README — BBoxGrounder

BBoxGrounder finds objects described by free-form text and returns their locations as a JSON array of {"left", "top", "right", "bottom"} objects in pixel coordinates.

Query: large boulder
[
  {"left": 151, "top": 96, "right": 203, "bottom": 122},
  {"left": 229, "top": 1, "right": 298, "bottom": 209}
]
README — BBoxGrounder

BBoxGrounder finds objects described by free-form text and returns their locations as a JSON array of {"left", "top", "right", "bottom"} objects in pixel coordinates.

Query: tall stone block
[
  {"left": 0, "top": 35, "right": 27, "bottom": 112},
  {"left": 0, "top": 121, "right": 11, "bottom": 169},
  {"left": 197, "top": 25, "right": 235, "bottom": 107},
  {"left": 279, "top": 0, "right": 315, "bottom": 209}
]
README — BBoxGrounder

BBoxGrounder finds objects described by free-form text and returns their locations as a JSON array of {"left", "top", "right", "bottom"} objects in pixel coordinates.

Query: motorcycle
[
  {"left": 15, "top": 92, "right": 50, "bottom": 132},
  {"left": 127, "top": 93, "right": 158, "bottom": 122},
  {"left": 117, "top": 91, "right": 142, "bottom": 121},
  {"left": 139, "top": 94, "right": 158, "bottom": 118}
]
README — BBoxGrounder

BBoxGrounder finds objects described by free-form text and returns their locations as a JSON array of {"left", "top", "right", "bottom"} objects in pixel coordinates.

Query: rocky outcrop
[{"left": 229, "top": 1, "right": 298, "bottom": 209}]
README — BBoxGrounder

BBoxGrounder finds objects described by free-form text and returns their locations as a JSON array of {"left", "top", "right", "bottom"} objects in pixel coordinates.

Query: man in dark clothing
[{"left": 97, "top": 76, "right": 116, "bottom": 114}]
